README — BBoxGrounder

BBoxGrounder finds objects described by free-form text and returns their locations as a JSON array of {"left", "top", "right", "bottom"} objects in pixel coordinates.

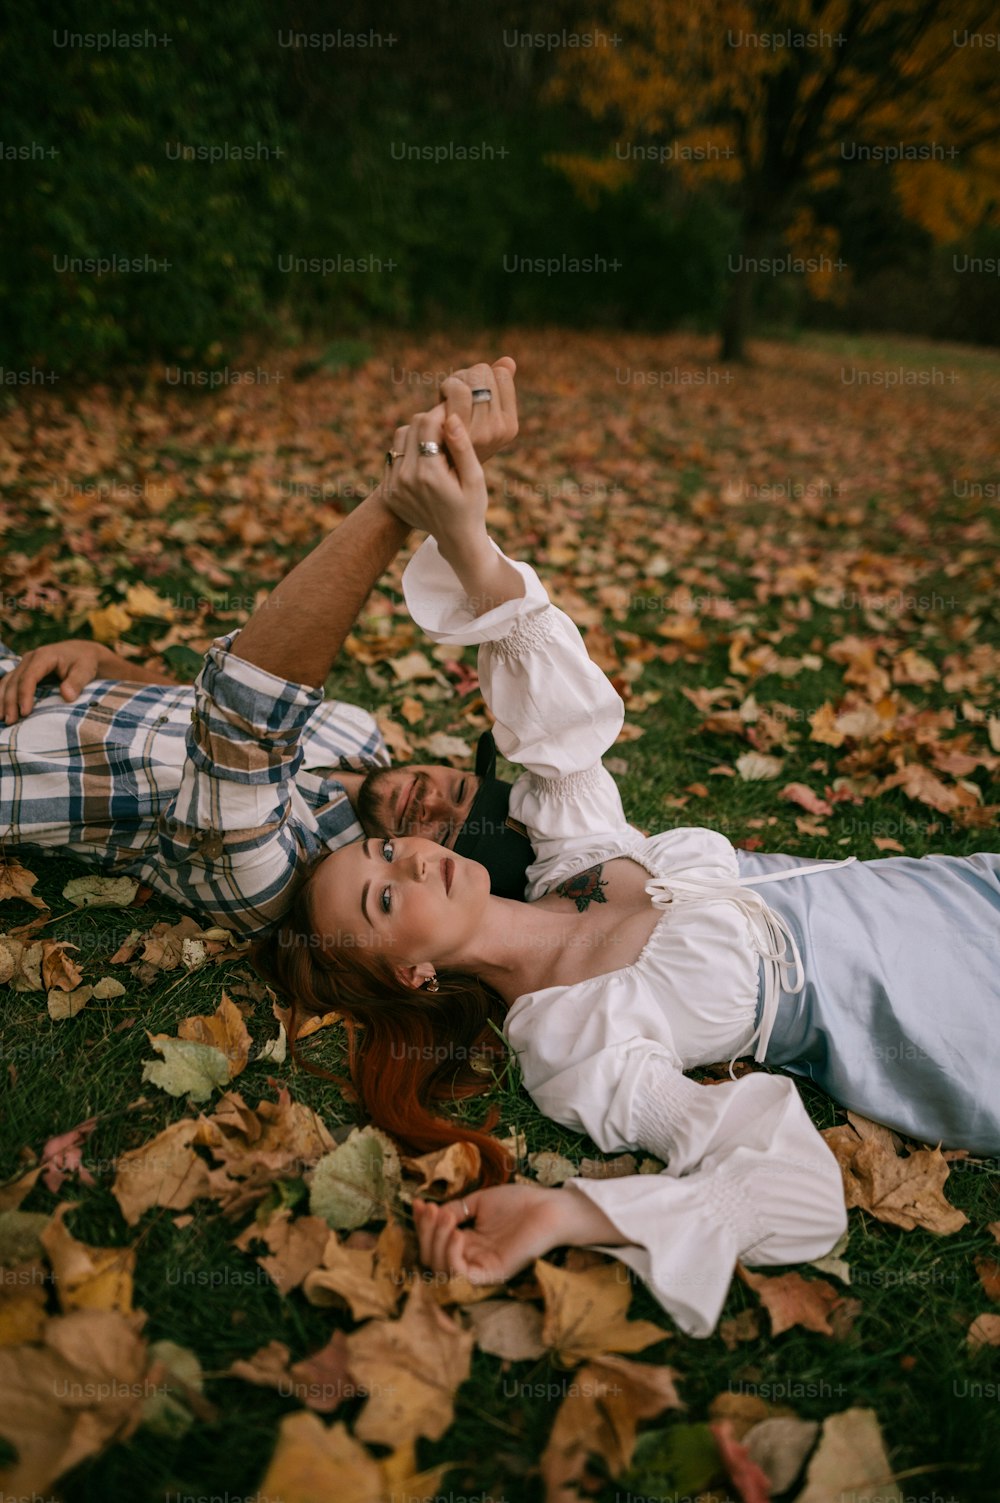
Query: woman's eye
[{"left": 379, "top": 840, "right": 393, "bottom": 913}]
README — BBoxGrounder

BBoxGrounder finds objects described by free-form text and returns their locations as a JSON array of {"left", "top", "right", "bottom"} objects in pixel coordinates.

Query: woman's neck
[{"left": 448, "top": 898, "right": 597, "bottom": 1005}]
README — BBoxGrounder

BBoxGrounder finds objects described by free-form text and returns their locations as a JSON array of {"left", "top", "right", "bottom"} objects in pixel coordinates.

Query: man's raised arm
[{"left": 230, "top": 358, "right": 518, "bottom": 688}]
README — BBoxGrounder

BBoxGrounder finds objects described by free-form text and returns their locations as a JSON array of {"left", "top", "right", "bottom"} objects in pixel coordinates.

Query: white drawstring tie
[{"left": 644, "top": 857, "right": 858, "bottom": 1078}]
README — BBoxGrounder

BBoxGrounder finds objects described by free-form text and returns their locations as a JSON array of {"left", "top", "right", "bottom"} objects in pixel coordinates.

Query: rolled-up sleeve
[{"left": 156, "top": 634, "right": 333, "bottom": 935}]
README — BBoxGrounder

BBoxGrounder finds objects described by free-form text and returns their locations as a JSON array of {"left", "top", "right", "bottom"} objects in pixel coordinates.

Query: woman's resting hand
[{"left": 412, "top": 1180, "right": 628, "bottom": 1285}]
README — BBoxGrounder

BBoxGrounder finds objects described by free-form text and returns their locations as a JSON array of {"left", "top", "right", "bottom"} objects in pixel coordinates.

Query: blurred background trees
[{"left": 2, "top": 0, "right": 997, "bottom": 378}]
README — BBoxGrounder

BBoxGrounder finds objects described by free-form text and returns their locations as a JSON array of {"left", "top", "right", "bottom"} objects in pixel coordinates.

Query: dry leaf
[
  {"left": 302, "top": 1221, "right": 405, "bottom": 1321},
  {"left": 967, "top": 1313, "right": 1000, "bottom": 1348},
  {"left": 460, "top": 1298, "right": 546, "bottom": 1360},
  {"left": 541, "top": 1352, "right": 685, "bottom": 1503},
  {"left": 401, "top": 1141, "right": 481, "bottom": 1198},
  {"left": 41, "top": 1205, "right": 135, "bottom": 1315},
  {"left": 535, "top": 1258, "right": 671, "bottom": 1366},
  {"left": 796, "top": 1406, "right": 902, "bottom": 1502},
  {"left": 347, "top": 1275, "right": 474, "bottom": 1447},
  {"left": 822, "top": 1123, "right": 968, "bottom": 1234},
  {"left": 738, "top": 1266, "right": 845, "bottom": 1337},
  {"left": 177, "top": 991, "right": 252, "bottom": 1077}
]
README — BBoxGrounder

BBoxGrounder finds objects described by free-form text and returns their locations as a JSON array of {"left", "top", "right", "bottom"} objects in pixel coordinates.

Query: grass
[{"left": 1, "top": 324, "right": 999, "bottom": 1501}]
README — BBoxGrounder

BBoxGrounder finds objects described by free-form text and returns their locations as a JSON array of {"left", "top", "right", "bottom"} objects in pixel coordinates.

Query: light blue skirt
[{"left": 734, "top": 847, "right": 1000, "bottom": 1155}]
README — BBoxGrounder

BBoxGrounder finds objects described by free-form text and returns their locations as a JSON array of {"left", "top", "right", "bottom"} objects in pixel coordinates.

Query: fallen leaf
[
  {"left": 743, "top": 1415, "right": 820, "bottom": 1495},
  {"left": 40, "top": 1119, "right": 98, "bottom": 1194},
  {"left": 41, "top": 1205, "right": 135, "bottom": 1315},
  {"left": 233, "top": 1209, "right": 331, "bottom": 1296},
  {"left": 61, "top": 875, "right": 140, "bottom": 908},
  {"left": 302, "top": 1221, "right": 405, "bottom": 1321},
  {"left": 967, "top": 1313, "right": 1000, "bottom": 1348},
  {"left": 0, "top": 1308, "right": 150, "bottom": 1494},
  {"left": 309, "top": 1126, "right": 403, "bottom": 1230},
  {"left": 401, "top": 1141, "right": 481, "bottom": 1198},
  {"left": 535, "top": 1258, "right": 671, "bottom": 1366},
  {"left": 738, "top": 1266, "right": 844, "bottom": 1337},
  {"left": 140, "top": 1032, "right": 232, "bottom": 1103},
  {"left": 0, "top": 860, "right": 48, "bottom": 910},
  {"left": 47, "top": 984, "right": 93, "bottom": 1019},
  {"left": 796, "top": 1406, "right": 902, "bottom": 1503},
  {"left": 177, "top": 992, "right": 252, "bottom": 1077},
  {"left": 347, "top": 1274, "right": 475, "bottom": 1447},
  {"left": 460, "top": 1298, "right": 546, "bottom": 1360},
  {"left": 822, "top": 1123, "right": 968, "bottom": 1234},
  {"left": 541, "top": 1352, "right": 686, "bottom": 1502}
]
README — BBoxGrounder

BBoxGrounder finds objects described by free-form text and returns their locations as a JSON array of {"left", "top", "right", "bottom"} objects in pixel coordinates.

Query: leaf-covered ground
[{"left": 1, "top": 329, "right": 999, "bottom": 1501}]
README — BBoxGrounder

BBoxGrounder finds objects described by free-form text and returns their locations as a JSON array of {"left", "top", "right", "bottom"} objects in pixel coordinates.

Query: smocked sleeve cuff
[{"left": 402, "top": 535, "right": 549, "bottom": 646}]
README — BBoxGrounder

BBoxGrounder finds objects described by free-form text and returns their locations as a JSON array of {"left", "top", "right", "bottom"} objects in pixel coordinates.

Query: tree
[{"left": 548, "top": 0, "right": 1000, "bottom": 359}]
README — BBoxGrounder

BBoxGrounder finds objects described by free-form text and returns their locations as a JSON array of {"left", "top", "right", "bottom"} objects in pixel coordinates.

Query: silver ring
[
  {"left": 417, "top": 441, "right": 441, "bottom": 457},
  {"left": 470, "top": 389, "right": 492, "bottom": 405}
]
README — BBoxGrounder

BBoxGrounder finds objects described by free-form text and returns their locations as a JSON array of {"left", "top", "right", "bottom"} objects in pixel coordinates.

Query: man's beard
[{"left": 356, "top": 765, "right": 397, "bottom": 836}]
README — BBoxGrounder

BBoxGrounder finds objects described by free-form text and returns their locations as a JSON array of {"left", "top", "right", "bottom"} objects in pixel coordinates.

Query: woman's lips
[{"left": 442, "top": 857, "right": 453, "bottom": 895}]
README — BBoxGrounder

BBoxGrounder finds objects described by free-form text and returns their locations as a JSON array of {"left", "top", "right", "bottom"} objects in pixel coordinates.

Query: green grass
[{"left": 2, "top": 326, "right": 999, "bottom": 1501}]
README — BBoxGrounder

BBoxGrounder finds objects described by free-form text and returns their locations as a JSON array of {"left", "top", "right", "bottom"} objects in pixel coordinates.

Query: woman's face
[{"left": 308, "top": 835, "right": 492, "bottom": 984}]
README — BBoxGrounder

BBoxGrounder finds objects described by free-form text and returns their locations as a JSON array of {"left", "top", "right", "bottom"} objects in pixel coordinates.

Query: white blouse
[{"left": 402, "top": 538, "right": 849, "bottom": 1338}]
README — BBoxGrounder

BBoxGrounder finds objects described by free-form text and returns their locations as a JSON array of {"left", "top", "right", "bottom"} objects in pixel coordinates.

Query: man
[{"left": 0, "top": 356, "right": 534, "bottom": 936}]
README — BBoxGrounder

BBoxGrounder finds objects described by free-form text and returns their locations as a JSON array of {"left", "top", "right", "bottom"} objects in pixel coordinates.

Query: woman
[{"left": 254, "top": 405, "right": 999, "bottom": 1338}]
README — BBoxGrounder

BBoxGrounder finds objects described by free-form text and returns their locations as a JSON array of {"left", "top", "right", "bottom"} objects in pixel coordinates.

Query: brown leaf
[
  {"left": 738, "top": 1266, "right": 844, "bottom": 1337},
  {"left": 401, "top": 1141, "right": 481, "bottom": 1198},
  {"left": 233, "top": 1209, "right": 331, "bottom": 1296},
  {"left": 967, "top": 1313, "right": 1000, "bottom": 1348},
  {"left": 0, "top": 1259, "right": 49, "bottom": 1346},
  {"left": 302, "top": 1220, "right": 405, "bottom": 1321},
  {"left": 256, "top": 1411, "right": 385, "bottom": 1502},
  {"left": 822, "top": 1123, "right": 968, "bottom": 1234},
  {"left": 0, "top": 860, "right": 48, "bottom": 910},
  {"left": 460, "top": 1298, "right": 546, "bottom": 1360},
  {"left": 0, "top": 1308, "right": 150, "bottom": 1494},
  {"left": 40, "top": 1204, "right": 135, "bottom": 1315},
  {"left": 711, "top": 1418, "right": 772, "bottom": 1503},
  {"left": 540, "top": 1352, "right": 685, "bottom": 1503},
  {"left": 41, "top": 942, "right": 84, "bottom": 992},
  {"left": 718, "top": 1308, "right": 760, "bottom": 1351},
  {"left": 346, "top": 1274, "right": 475, "bottom": 1448},
  {"left": 535, "top": 1258, "right": 671, "bottom": 1366},
  {"left": 177, "top": 991, "right": 252, "bottom": 1077},
  {"left": 975, "top": 1256, "right": 1000, "bottom": 1303}
]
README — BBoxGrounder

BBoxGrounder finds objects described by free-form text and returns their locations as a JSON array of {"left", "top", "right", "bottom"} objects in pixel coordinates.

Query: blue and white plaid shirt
[{"left": 0, "top": 634, "right": 387, "bottom": 937}]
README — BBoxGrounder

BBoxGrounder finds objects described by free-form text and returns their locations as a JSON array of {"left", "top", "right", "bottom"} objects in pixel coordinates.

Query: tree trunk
[{"left": 719, "top": 215, "right": 771, "bottom": 363}]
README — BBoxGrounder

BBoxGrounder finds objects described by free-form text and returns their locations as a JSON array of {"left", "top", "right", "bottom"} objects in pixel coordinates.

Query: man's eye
[
  {"left": 382, "top": 838, "right": 394, "bottom": 861},
  {"left": 458, "top": 779, "right": 466, "bottom": 804},
  {"left": 380, "top": 886, "right": 391, "bottom": 915}
]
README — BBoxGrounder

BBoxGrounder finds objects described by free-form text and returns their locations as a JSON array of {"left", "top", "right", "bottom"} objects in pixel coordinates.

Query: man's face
[{"left": 356, "top": 763, "right": 480, "bottom": 848}]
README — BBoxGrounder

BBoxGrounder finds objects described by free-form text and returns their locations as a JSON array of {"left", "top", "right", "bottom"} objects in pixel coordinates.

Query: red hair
[{"left": 249, "top": 854, "right": 515, "bottom": 1188}]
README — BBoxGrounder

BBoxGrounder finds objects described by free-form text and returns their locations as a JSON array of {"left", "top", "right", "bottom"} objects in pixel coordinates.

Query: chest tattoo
[{"left": 555, "top": 865, "right": 608, "bottom": 912}]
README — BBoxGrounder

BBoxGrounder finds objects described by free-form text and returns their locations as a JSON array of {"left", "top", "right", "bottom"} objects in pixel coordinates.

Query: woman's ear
[{"left": 393, "top": 961, "right": 436, "bottom": 990}]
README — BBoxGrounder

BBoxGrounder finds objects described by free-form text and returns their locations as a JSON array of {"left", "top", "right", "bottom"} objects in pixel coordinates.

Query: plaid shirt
[{"left": 0, "top": 634, "right": 387, "bottom": 937}]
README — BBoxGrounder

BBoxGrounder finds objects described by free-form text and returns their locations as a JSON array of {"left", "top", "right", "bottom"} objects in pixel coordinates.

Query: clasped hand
[{"left": 381, "top": 356, "right": 518, "bottom": 542}]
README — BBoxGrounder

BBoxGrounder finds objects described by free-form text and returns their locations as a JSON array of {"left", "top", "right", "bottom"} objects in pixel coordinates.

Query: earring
[{"left": 424, "top": 975, "right": 440, "bottom": 993}]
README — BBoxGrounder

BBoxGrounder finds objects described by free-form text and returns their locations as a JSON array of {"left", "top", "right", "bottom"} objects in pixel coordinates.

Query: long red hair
[{"left": 249, "top": 853, "right": 515, "bottom": 1187}]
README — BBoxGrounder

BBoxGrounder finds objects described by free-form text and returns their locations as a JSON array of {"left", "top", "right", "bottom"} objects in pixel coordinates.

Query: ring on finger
[
  {"left": 417, "top": 441, "right": 442, "bottom": 457},
  {"left": 385, "top": 449, "right": 405, "bottom": 465},
  {"left": 470, "top": 389, "right": 492, "bottom": 404}
]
